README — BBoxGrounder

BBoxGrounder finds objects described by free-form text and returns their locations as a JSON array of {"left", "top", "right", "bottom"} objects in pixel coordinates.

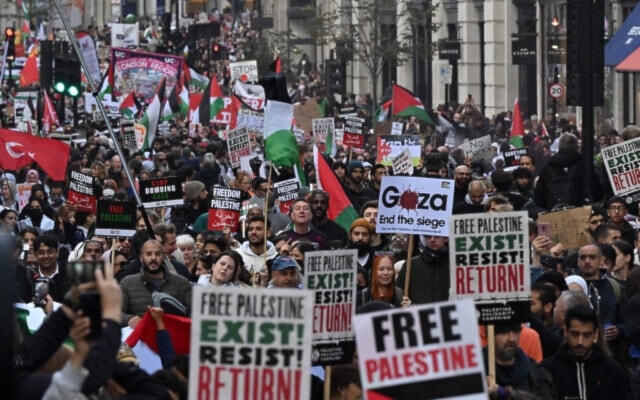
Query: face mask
[{"left": 29, "top": 209, "right": 43, "bottom": 218}]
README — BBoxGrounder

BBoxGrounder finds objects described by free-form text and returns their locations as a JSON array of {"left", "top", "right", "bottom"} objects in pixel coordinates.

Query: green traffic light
[
  {"left": 54, "top": 81, "right": 66, "bottom": 93},
  {"left": 67, "top": 85, "right": 80, "bottom": 97}
]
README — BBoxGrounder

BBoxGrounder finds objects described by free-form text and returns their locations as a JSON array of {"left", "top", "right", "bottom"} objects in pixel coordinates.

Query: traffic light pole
[{"left": 51, "top": 0, "right": 157, "bottom": 238}]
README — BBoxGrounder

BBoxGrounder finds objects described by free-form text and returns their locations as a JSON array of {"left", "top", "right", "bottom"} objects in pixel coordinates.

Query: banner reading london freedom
[
  {"left": 304, "top": 249, "right": 357, "bottom": 366},
  {"left": 450, "top": 211, "right": 531, "bottom": 324},
  {"left": 602, "top": 136, "right": 640, "bottom": 204},
  {"left": 189, "top": 286, "right": 314, "bottom": 400},
  {"left": 110, "top": 47, "right": 183, "bottom": 100}
]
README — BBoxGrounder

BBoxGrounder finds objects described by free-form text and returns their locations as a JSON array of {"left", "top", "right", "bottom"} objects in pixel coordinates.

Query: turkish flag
[
  {"left": 0, "top": 128, "right": 70, "bottom": 181},
  {"left": 125, "top": 311, "right": 191, "bottom": 355}
]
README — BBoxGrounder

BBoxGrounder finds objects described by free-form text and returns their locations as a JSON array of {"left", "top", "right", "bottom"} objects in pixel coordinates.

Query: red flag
[
  {"left": 42, "top": 92, "right": 59, "bottom": 136},
  {"left": 541, "top": 122, "right": 549, "bottom": 137},
  {"left": 270, "top": 52, "right": 282, "bottom": 73},
  {"left": 228, "top": 94, "right": 243, "bottom": 129},
  {"left": 0, "top": 128, "right": 70, "bottom": 180},
  {"left": 510, "top": 98, "right": 525, "bottom": 148},
  {"left": 125, "top": 311, "right": 191, "bottom": 355},
  {"left": 19, "top": 55, "right": 39, "bottom": 87},
  {"left": 21, "top": 20, "right": 30, "bottom": 34}
]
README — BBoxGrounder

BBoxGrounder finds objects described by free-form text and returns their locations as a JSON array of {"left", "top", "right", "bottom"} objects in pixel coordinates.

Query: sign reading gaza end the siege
[
  {"left": 450, "top": 211, "right": 531, "bottom": 324},
  {"left": 139, "top": 176, "right": 183, "bottom": 209},
  {"left": 354, "top": 299, "right": 486, "bottom": 399},
  {"left": 68, "top": 170, "right": 97, "bottom": 213},
  {"left": 208, "top": 186, "right": 242, "bottom": 232},
  {"left": 376, "top": 176, "right": 455, "bottom": 236},
  {"left": 95, "top": 200, "right": 136, "bottom": 237},
  {"left": 602, "top": 136, "right": 640, "bottom": 203},
  {"left": 304, "top": 249, "right": 358, "bottom": 366},
  {"left": 189, "top": 286, "right": 314, "bottom": 400}
]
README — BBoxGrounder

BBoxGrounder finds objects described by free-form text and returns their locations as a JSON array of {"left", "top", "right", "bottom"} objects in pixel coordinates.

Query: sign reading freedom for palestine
[
  {"left": 354, "top": 299, "right": 486, "bottom": 399},
  {"left": 208, "top": 185, "right": 242, "bottom": 232},
  {"left": 189, "top": 286, "right": 314, "bottom": 400},
  {"left": 68, "top": 170, "right": 97, "bottom": 213},
  {"left": 139, "top": 176, "right": 183, "bottom": 209},
  {"left": 95, "top": 200, "right": 136, "bottom": 237}
]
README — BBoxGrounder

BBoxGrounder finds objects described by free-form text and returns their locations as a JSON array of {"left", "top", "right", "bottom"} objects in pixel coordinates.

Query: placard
[
  {"left": 536, "top": 206, "right": 592, "bottom": 249},
  {"left": 354, "top": 299, "right": 486, "bottom": 399},
  {"left": 226, "top": 127, "right": 252, "bottom": 168},
  {"left": 229, "top": 60, "right": 259, "bottom": 83},
  {"left": 293, "top": 98, "right": 320, "bottom": 135},
  {"left": 392, "top": 149, "right": 414, "bottom": 176},
  {"left": 374, "top": 121, "right": 392, "bottom": 136},
  {"left": 602, "top": 136, "right": 640, "bottom": 203},
  {"left": 95, "top": 200, "right": 136, "bottom": 237},
  {"left": 139, "top": 176, "right": 184, "bottom": 208},
  {"left": 376, "top": 135, "right": 422, "bottom": 167},
  {"left": 304, "top": 249, "right": 357, "bottom": 366},
  {"left": 391, "top": 121, "right": 404, "bottom": 135},
  {"left": 208, "top": 186, "right": 242, "bottom": 232},
  {"left": 189, "top": 286, "right": 314, "bottom": 400},
  {"left": 312, "top": 118, "right": 335, "bottom": 152},
  {"left": 273, "top": 178, "right": 300, "bottom": 215},
  {"left": 342, "top": 116, "right": 365, "bottom": 147},
  {"left": 503, "top": 148, "right": 528, "bottom": 168},
  {"left": 376, "top": 176, "right": 454, "bottom": 236},
  {"left": 120, "top": 119, "right": 137, "bottom": 152},
  {"left": 461, "top": 135, "right": 493, "bottom": 163},
  {"left": 236, "top": 109, "right": 264, "bottom": 133},
  {"left": 68, "top": 171, "right": 97, "bottom": 213},
  {"left": 16, "top": 183, "right": 34, "bottom": 211},
  {"left": 450, "top": 211, "right": 531, "bottom": 324}
]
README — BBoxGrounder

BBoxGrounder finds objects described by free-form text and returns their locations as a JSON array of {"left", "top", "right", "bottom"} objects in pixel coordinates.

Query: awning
[
  {"left": 605, "top": 3, "right": 640, "bottom": 67},
  {"left": 616, "top": 47, "right": 640, "bottom": 72}
]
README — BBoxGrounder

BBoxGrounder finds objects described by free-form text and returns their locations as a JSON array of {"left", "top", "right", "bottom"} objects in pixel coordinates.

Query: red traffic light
[{"left": 5, "top": 27, "right": 14, "bottom": 38}]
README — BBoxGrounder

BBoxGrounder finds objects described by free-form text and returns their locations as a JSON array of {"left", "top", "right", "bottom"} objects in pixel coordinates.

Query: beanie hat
[
  {"left": 347, "top": 160, "right": 364, "bottom": 175},
  {"left": 184, "top": 181, "right": 205, "bottom": 202},
  {"left": 350, "top": 217, "right": 372, "bottom": 233}
]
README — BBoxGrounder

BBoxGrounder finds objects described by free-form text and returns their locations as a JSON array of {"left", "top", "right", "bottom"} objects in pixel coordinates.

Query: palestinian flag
[
  {"left": 392, "top": 83, "right": 434, "bottom": 125},
  {"left": 269, "top": 51, "right": 282, "bottom": 73},
  {"left": 374, "top": 100, "right": 391, "bottom": 123},
  {"left": 139, "top": 77, "right": 166, "bottom": 151},
  {"left": 313, "top": 145, "right": 358, "bottom": 232},
  {"left": 99, "top": 64, "right": 113, "bottom": 100},
  {"left": 119, "top": 91, "right": 138, "bottom": 119},
  {"left": 264, "top": 100, "right": 306, "bottom": 186},
  {"left": 187, "top": 67, "right": 209, "bottom": 91},
  {"left": 510, "top": 98, "right": 525, "bottom": 149},
  {"left": 198, "top": 74, "right": 225, "bottom": 126}
]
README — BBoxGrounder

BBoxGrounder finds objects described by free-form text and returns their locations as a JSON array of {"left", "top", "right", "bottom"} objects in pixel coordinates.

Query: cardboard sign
[
  {"left": 376, "top": 135, "right": 422, "bottom": 167},
  {"left": 354, "top": 299, "right": 486, "bottom": 399},
  {"left": 374, "top": 121, "right": 392, "bottom": 136},
  {"left": 343, "top": 117, "right": 365, "bottom": 147},
  {"left": 304, "top": 249, "right": 357, "bottom": 366},
  {"left": 376, "top": 176, "right": 455, "bottom": 236},
  {"left": 226, "top": 127, "right": 252, "bottom": 168},
  {"left": 602, "top": 136, "right": 640, "bottom": 203},
  {"left": 189, "top": 286, "right": 314, "bottom": 400},
  {"left": 293, "top": 99, "right": 320, "bottom": 135},
  {"left": 208, "top": 186, "right": 242, "bottom": 232},
  {"left": 391, "top": 121, "right": 404, "bottom": 135},
  {"left": 95, "top": 200, "right": 136, "bottom": 237},
  {"left": 536, "top": 206, "right": 592, "bottom": 249},
  {"left": 450, "top": 211, "right": 531, "bottom": 324},
  {"left": 273, "top": 178, "right": 300, "bottom": 215},
  {"left": 392, "top": 149, "right": 414, "bottom": 176},
  {"left": 503, "top": 148, "right": 528, "bottom": 168},
  {"left": 229, "top": 60, "right": 259, "bottom": 83},
  {"left": 461, "top": 135, "right": 493, "bottom": 162},
  {"left": 68, "top": 171, "right": 97, "bottom": 213},
  {"left": 139, "top": 177, "right": 184, "bottom": 209}
]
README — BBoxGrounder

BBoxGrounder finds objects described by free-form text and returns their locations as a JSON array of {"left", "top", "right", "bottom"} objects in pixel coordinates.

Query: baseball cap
[{"left": 272, "top": 256, "right": 299, "bottom": 272}]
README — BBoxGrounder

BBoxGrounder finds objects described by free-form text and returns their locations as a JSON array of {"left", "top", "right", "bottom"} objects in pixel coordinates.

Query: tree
[{"left": 304, "top": 0, "right": 439, "bottom": 108}]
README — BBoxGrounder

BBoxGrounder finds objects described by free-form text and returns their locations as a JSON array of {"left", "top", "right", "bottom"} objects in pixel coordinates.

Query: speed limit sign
[{"left": 548, "top": 83, "right": 564, "bottom": 99}]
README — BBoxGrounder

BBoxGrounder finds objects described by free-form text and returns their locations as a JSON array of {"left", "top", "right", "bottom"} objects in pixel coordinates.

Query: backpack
[{"left": 545, "top": 164, "right": 576, "bottom": 209}]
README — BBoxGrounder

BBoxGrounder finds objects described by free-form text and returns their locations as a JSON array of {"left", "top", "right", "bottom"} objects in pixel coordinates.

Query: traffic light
[
  {"left": 53, "top": 54, "right": 82, "bottom": 97},
  {"left": 5, "top": 27, "right": 15, "bottom": 61},
  {"left": 325, "top": 59, "right": 341, "bottom": 94}
]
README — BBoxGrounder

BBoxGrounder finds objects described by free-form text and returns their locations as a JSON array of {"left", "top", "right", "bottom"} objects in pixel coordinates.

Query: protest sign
[
  {"left": 354, "top": 299, "right": 486, "bottom": 399},
  {"left": 450, "top": 211, "right": 531, "bottom": 324},
  {"left": 16, "top": 183, "right": 33, "bottom": 211},
  {"left": 189, "top": 286, "right": 313, "bottom": 400},
  {"left": 233, "top": 81, "right": 266, "bottom": 111},
  {"left": 273, "top": 178, "right": 300, "bottom": 215},
  {"left": 95, "top": 200, "right": 136, "bottom": 237},
  {"left": 68, "top": 171, "right": 97, "bottom": 213},
  {"left": 240, "top": 154, "right": 266, "bottom": 179},
  {"left": 343, "top": 116, "right": 365, "bottom": 147},
  {"left": 391, "top": 121, "right": 404, "bottom": 135},
  {"left": 236, "top": 109, "right": 264, "bottom": 133},
  {"left": 462, "top": 135, "right": 493, "bottom": 163},
  {"left": 294, "top": 99, "right": 320, "bottom": 135},
  {"left": 110, "top": 23, "right": 139, "bottom": 48},
  {"left": 230, "top": 60, "right": 259, "bottom": 83},
  {"left": 392, "top": 149, "right": 414, "bottom": 176},
  {"left": 304, "top": 249, "right": 357, "bottom": 366},
  {"left": 602, "top": 136, "right": 640, "bottom": 203},
  {"left": 226, "top": 127, "right": 252, "bottom": 168},
  {"left": 312, "top": 118, "right": 335, "bottom": 154},
  {"left": 376, "top": 135, "right": 422, "bottom": 167},
  {"left": 377, "top": 176, "right": 454, "bottom": 236},
  {"left": 334, "top": 128, "right": 344, "bottom": 144},
  {"left": 208, "top": 186, "right": 242, "bottom": 232},
  {"left": 120, "top": 119, "right": 137, "bottom": 152},
  {"left": 139, "top": 177, "right": 184, "bottom": 209},
  {"left": 536, "top": 206, "right": 591, "bottom": 249},
  {"left": 338, "top": 104, "right": 357, "bottom": 118},
  {"left": 503, "top": 149, "right": 528, "bottom": 169},
  {"left": 373, "top": 121, "right": 392, "bottom": 136}
]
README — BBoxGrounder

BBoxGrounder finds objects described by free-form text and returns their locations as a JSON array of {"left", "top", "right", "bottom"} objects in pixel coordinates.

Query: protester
[{"left": 356, "top": 254, "right": 411, "bottom": 308}]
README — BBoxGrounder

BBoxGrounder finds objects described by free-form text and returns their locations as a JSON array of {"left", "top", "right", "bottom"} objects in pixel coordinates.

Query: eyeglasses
[{"left": 609, "top": 206, "right": 626, "bottom": 212}]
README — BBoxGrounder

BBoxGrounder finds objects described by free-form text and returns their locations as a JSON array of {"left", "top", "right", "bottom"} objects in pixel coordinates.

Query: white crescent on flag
[{"left": 6, "top": 142, "right": 25, "bottom": 158}]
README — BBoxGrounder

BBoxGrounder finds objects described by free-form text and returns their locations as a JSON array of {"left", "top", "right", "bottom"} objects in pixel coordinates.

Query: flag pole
[{"left": 51, "top": 0, "right": 156, "bottom": 238}]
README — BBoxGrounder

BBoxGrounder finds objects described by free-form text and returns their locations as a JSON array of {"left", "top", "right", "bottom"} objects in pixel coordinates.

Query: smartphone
[
  {"left": 22, "top": 244, "right": 29, "bottom": 261},
  {"left": 538, "top": 222, "right": 551, "bottom": 239},
  {"left": 66, "top": 261, "right": 104, "bottom": 285},
  {"left": 80, "top": 291, "right": 103, "bottom": 339},
  {"left": 34, "top": 278, "right": 49, "bottom": 307}
]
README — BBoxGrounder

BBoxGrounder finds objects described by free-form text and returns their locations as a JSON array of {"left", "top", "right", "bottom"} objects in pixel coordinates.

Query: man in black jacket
[{"left": 542, "top": 304, "right": 631, "bottom": 399}]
